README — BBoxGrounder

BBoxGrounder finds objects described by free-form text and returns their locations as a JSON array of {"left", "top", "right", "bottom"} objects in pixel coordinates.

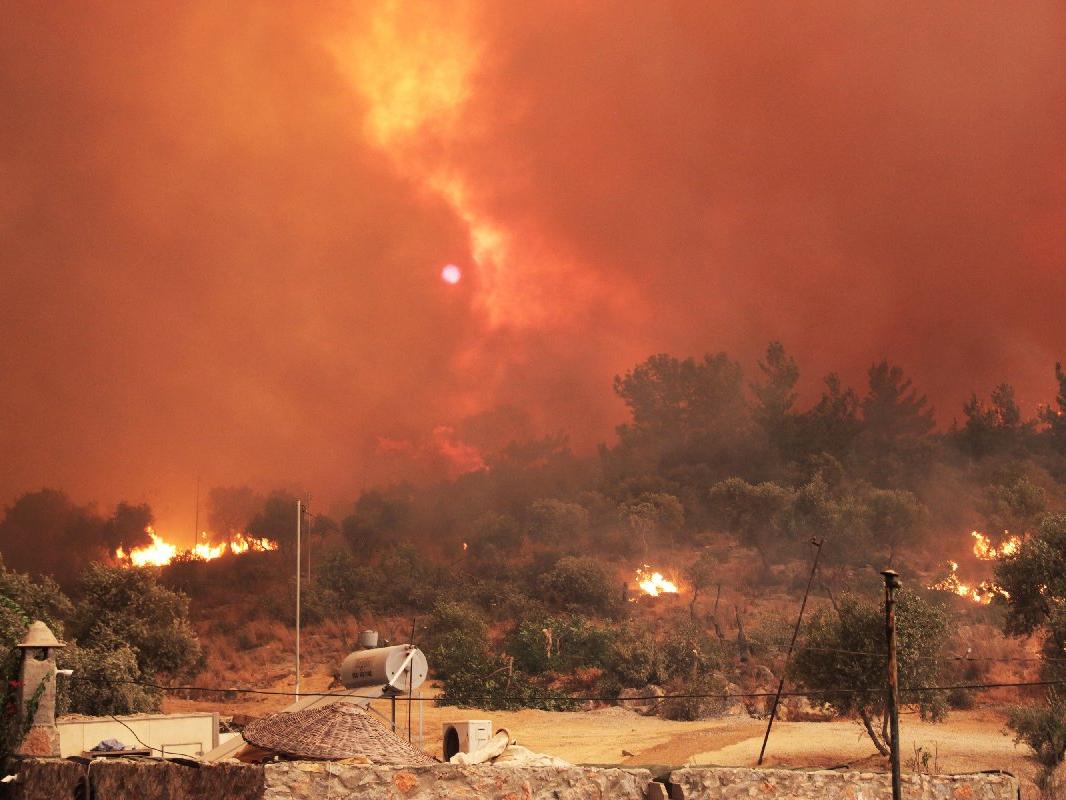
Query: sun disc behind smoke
[{"left": 441, "top": 264, "right": 462, "bottom": 284}]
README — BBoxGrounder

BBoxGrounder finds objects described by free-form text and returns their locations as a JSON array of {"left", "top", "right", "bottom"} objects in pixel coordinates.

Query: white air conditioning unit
[{"left": 442, "top": 719, "right": 492, "bottom": 761}]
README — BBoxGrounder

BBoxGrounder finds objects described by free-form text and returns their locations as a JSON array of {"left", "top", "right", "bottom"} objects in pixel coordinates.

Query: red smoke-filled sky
[{"left": 3, "top": 2, "right": 1066, "bottom": 537}]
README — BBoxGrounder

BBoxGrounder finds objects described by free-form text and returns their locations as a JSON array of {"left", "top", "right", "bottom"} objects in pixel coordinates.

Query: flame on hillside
[
  {"left": 930, "top": 561, "right": 993, "bottom": 604},
  {"left": 971, "top": 530, "right": 1022, "bottom": 560},
  {"left": 929, "top": 530, "right": 1019, "bottom": 604},
  {"left": 115, "top": 527, "right": 277, "bottom": 567},
  {"left": 635, "top": 565, "right": 679, "bottom": 597}
]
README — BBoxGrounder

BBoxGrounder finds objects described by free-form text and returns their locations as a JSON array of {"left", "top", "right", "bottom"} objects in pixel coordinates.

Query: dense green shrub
[
  {"left": 505, "top": 614, "right": 613, "bottom": 675},
  {"left": 70, "top": 564, "right": 203, "bottom": 680},
  {"left": 538, "top": 556, "right": 624, "bottom": 618},
  {"left": 58, "top": 643, "right": 161, "bottom": 715},
  {"left": 1008, "top": 691, "right": 1066, "bottom": 767}
]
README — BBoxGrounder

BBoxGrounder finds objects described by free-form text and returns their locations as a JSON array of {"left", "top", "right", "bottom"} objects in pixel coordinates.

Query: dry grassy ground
[{"left": 168, "top": 554, "right": 1046, "bottom": 798}]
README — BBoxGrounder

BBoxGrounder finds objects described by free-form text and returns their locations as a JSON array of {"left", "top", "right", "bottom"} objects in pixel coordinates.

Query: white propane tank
[{"left": 339, "top": 644, "right": 428, "bottom": 692}]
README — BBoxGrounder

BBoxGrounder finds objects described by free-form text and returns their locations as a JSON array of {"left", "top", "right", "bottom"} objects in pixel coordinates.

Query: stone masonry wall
[
  {"left": 262, "top": 763, "right": 653, "bottom": 800},
  {"left": 668, "top": 768, "right": 1020, "bottom": 800},
  {"left": 8, "top": 759, "right": 1021, "bottom": 800},
  {"left": 9, "top": 759, "right": 264, "bottom": 800}
]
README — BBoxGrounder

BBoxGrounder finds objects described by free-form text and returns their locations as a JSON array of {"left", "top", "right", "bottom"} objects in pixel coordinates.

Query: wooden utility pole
[{"left": 882, "top": 569, "right": 902, "bottom": 800}]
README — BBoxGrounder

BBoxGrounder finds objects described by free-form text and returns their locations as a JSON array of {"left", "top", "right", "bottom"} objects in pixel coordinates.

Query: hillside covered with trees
[{"left": 4, "top": 344, "right": 1066, "bottom": 764}]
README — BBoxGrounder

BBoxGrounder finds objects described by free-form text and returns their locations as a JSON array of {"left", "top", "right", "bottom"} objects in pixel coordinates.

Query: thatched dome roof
[{"left": 242, "top": 702, "right": 435, "bottom": 764}]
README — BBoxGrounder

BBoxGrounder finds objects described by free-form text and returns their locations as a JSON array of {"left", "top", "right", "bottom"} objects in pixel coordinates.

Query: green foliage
[
  {"left": 605, "top": 623, "right": 663, "bottom": 687},
  {"left": 0, "top": 565, "right": 73, "bottom": 758},
  {"left": 861, "top": 360, "right": 936, "bottom": 442},
  {"left": 658, "top": 671, "right": 731, "bottom": 721},
  {"left": 865, "top": 488, "right": 926, "bottom": 562},
  {"left": 427, "top": 600, "right": 575, "bottom": 711},
  {"left": 611, "top": 352, "right": 751, "bottom": 474},
  {"left": 614, "top": 353, "right": 747, "bottom": 443},
  {"left": 0, "top": 490, "right": 152, "bottom": 587},
  {"left": 1039, "top": 363, "right": 1066, "bottom": 453},
  {"left": 854, "top": 361, "right": 937, "bottom": 487},
  {"left": 470, "top": 512, "right": 522, "bottom": 551},
  {"left": 247, "top": 490, "right": 300, "bottom": 551},
  {"left": 424, "top": 600, "right": 490, "bottom": 680},
  {"left": 791, "top": 475, "right": 871, "bottom": 564},
  {"left": 59, "top": 643, "right": 161, "bottom": 715},
  {"left": 341, "top": 488, "right": 412, "bottom": 553},
  {"left": 311, "top": 548, "right": 378, "bottom": 616},
  {"left": 979, "top": 477, "right": 1047, "bottom": 536},
  {"left": 683, "top": 550, "right": 718, "bottom": 613},
  {"left": 0, "top": 564, "right": 72, "bottom": 638},
  {"left": 792, "top": 590, "right": 952, "bottom": 754},
  {"left": 375, "top": 544, "right": 445, "bottom": 611},
  {"left": 69, "top": 564, "right": 203, "bottom": 680},
  {"left": 504, "top": 614, "right": 613, "bottom": 676},
  {"left": 995, "top": 514, "right": 1066, "bottom": 639},
  {"left": 527, "top": 500, "right": 589, "bottom": 545},
  {"left": 751, "top": 341, "right": 800, "bottom": 452},
  {"left": 1008, "top": 691, "right": 1066, "bottom": 767},
  {"left": 435, "top": 653, "right": 576, "bottom": 711},
  {"left": 707, "top": 479, "right": 792, "bottom": 566},
  {"left": 961, "top": 384, "right": 1030, "bottom": 458},
  {"left": 538, "top": 556, "right": 623, "bottom": 618},
  {"left": 659, "top": 619, "right": 723, "bottom": 681},
  {"left": 796, "top": 374, "right": 861, "bottom": 460}
]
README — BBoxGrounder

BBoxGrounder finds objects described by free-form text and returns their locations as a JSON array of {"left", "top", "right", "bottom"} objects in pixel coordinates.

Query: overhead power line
[{"left": 66, "top": 675, "right": 1066, "bottom": 705}]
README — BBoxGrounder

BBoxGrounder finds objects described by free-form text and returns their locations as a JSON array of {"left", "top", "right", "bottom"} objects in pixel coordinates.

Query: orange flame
[
  {"left": 115, "top": 527, "right": 278, "bottom": 567},
  {"left": 635, "top": 565, "right": 679, "bottom": 597},
  {"left": 116, "top": 527, "right": 177, "bottom": 567},
  {"left": 929, "top": 537, "right": 1012, "bottom": 604},
  {"left": 930, "top": 560, "right": 989, "bottom": 603},
  {"left": 971, "top": 530, "right": 1022, "bottom": 560}
]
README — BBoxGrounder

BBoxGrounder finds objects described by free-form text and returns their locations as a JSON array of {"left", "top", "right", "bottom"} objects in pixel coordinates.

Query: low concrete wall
[
  {"left": 57, "top": 712, "right": 219, "bottom": 758},
  {"left": 667, "top": 767, "right": 1020, "bottom": 800},
  {"left": 262, "top": 762, "right": 653, "bottom": 800}
]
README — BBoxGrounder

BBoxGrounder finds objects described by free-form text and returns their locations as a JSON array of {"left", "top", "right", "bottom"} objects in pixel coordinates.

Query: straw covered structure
[{"left": 242, "top": 702, "right": 435, "bottom": 764}]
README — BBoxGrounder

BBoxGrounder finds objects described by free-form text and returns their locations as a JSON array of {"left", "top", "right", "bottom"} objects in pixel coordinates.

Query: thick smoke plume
[{"left": 3, "top": 2, "right": 1065, "bottom": 534}]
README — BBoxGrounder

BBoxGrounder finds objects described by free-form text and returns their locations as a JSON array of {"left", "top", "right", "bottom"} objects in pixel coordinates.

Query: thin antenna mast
[
  {"left": 193, "top": 476, "right": 201, "bottom": 544},
  {"left": 296, "top": 499, "right": 302, "bottom": 699}
]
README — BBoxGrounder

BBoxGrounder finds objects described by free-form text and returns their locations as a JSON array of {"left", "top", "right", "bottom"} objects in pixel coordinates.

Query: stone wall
[
  {"left": 667, "top": 767, "right": 1020, "bottom": 800},
  {"left": 262, "top": 762, "right": 652, "bottom": 800},
  {"left": 7, "top": 760, "right": 1021, "bottom": 800},
  {"left": 9, "top": 759, "right": 264, "bottom": 800}
]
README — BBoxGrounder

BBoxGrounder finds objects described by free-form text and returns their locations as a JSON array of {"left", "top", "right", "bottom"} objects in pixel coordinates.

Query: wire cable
[{"left": 65, "top": 675, "right": 1066, "bottom": 705}]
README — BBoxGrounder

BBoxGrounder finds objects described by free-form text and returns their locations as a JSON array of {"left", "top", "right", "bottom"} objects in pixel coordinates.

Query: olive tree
[{"left": 792, "top": 590, "right": 951, "bottom": 756}]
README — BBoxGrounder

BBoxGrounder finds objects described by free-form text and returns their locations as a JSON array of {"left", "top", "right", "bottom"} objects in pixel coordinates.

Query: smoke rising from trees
[{"left": 3, "top": 3, "right": 1066, "bottom": 531}]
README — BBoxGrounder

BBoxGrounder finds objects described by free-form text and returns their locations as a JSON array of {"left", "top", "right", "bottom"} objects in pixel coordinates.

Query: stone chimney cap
[{"left": 17, "top": 621, "right": 64, "bottom": 649}]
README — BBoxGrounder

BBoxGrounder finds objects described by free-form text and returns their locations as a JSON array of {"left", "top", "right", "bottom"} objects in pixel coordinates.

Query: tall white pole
[{"left": 296, "top": 499, "right": 302, "bottom": 699}]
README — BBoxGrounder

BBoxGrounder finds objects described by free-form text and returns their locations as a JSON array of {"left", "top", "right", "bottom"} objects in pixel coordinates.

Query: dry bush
[
  {"left": 949, "top": 622, "right": 1041, "bottom": 703},
  {"left": 1040, "top": 761, "right": 1066, "bottom": 800}
]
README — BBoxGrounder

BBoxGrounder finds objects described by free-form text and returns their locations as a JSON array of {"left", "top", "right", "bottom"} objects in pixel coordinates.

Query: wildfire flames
[
  {"left": 115, "top": 526, "right": 278, "bottom": 567},
  {"left": 971, "top": 530, "right": 1021, "bottom": 559},
  {"left": 635, "top": 565, "right": 679, "bottom": 597},
  {"left": 929, "top": 530, "right": 1019, "bottom": 604}
]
